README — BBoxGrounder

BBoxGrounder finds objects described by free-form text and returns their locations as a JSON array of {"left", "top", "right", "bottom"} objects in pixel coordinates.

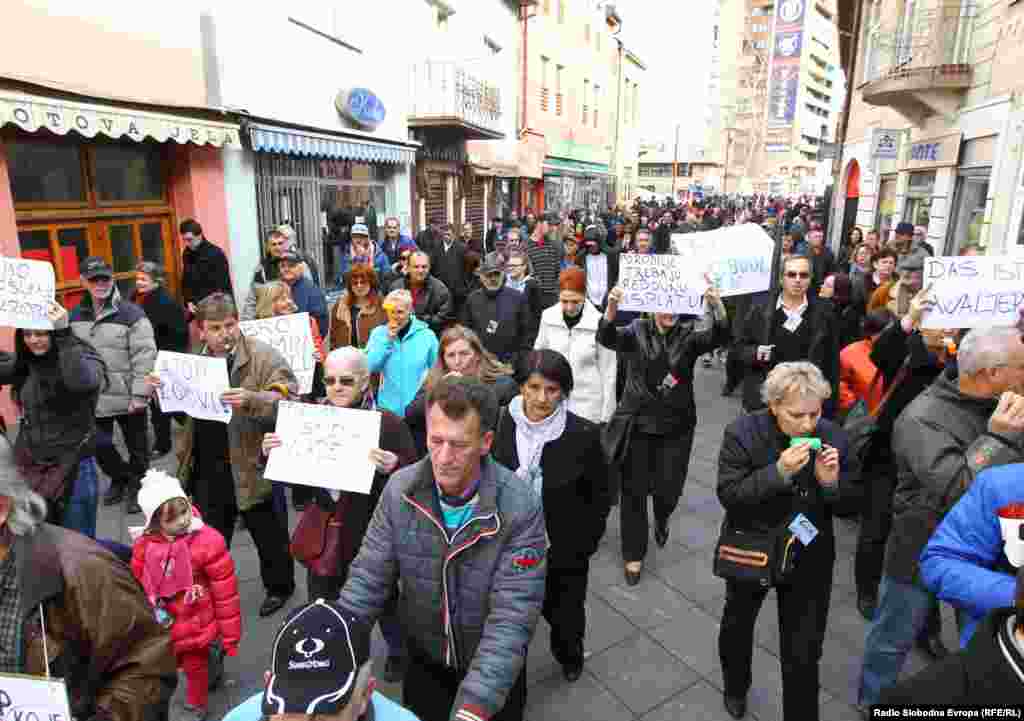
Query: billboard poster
[{"left": 767, "top": 0, "right": 806, "bottom": 131}]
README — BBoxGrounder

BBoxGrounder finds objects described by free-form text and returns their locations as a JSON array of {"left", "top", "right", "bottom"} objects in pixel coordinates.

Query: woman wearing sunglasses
[
  {"left": 736, "top": 254, "right": 840, "bottom": 417},
  {"left": 261, "top": 346, "right": 416, "bottom": 678}
]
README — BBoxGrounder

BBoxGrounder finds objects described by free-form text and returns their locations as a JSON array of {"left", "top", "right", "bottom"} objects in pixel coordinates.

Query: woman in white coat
[{"left": 535, "top": 266, "right": 618, "bottom": 424}]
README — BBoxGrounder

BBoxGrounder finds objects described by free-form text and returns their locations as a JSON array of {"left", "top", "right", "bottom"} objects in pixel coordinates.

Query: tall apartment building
[
  {"left": 717, "top": 0, "right": 842, "bottom": 194},
  {"left": 831, "top": 0, "right": 1024, "bottom": 257}
]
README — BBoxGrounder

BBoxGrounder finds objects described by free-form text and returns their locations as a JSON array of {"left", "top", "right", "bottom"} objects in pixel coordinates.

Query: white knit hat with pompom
[{"left": 137, "top": 469, "right": 188, "bottom": 530}]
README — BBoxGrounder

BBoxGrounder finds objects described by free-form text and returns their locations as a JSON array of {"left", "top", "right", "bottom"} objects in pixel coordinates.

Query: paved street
[{"left": 94, "top": 362, "right": 956, "bottom": 721}]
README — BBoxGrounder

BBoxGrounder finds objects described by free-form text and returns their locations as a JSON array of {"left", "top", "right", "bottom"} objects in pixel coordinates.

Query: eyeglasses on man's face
[
  {"left": 324, "top": 376, "right": 357, "bottom": 387},
  {"left": 785, "top": 271, "right": 811, "bottom": 279}
]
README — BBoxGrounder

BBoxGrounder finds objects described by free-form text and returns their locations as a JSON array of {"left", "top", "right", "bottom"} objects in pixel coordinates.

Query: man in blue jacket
[
  {"left": 366, "top": 289, "right": 438, "bottom": 415},
  {"left": 920, "top": 460, "right": 1024, "bottom": 646},
  {"left": 336, "top": 376, "right": 546, "bottom": 721}
]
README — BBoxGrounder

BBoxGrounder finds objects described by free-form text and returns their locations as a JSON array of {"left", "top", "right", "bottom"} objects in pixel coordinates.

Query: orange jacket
[{"left": 839, "top": 339, "right": 883, "bottom": 413}]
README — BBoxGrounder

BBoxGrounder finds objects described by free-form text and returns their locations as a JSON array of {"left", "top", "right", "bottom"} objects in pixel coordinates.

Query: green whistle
[{"left": 790, "top": 437, "right": 822, "bottom": 450}]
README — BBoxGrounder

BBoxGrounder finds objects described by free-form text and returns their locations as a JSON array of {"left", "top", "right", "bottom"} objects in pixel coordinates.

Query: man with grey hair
[
  {"left": 336, "top": 375, "right": 546, "bottom": 721},
  {"left": 859, "top": 324, "right": 1024, "bottom": 711},
  {"left": 366, "top": 289, "right": 439, "bottom": 415},
  {"left": 0, "top": 440, "right": 178, "bottom": 721}
]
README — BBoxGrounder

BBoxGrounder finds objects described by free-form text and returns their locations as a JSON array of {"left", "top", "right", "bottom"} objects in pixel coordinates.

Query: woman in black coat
[
  {"left": 716, "top": 361, "right": 859, "bottom": 721},
  {"left": 492, "top": 349, "right": 609, "bottom": 683},
  {"left": 599, "top": 281, "right": 730, "bottom": 585},
  {"left": 0, "top": 302, "right": 106, "bottom": 537},
  {"left": 132, "top": 261, "right": 188, "bottom": 457}
]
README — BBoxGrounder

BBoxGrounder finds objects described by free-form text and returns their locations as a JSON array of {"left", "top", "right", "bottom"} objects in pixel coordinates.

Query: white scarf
[{"left": 508, "top": 395, "right": 567, "bottom": 498}]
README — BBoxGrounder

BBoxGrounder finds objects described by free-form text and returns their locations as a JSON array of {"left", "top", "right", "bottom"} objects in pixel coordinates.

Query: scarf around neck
[{"left": 508, "top": 396, "right": 567, "bottom": 498}]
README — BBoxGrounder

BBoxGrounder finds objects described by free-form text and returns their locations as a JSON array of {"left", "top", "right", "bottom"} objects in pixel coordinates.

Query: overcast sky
[{"left": 614, "top": 0, "right": 716, "bottom": 149}]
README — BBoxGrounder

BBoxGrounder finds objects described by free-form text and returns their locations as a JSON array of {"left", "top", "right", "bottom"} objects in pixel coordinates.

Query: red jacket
[
  {"left": 839, "top": 339, "right": 883, "bottom": 413},
  {"left": 131, "top": 519, "right": 242, "bottom": 658}
]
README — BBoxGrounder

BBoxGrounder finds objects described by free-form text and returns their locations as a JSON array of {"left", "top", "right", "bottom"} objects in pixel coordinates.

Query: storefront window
[
  {"left": 903, "top": 171, "right": 935, "bottom": 227},
  {"left": 18, "top": 229, "right": 53, "bottom": 264},
  {"left": 947, "top": 173, "right": 989, "bottom": 254},
  {"left": 876, "top": 175, "right": 896, "bottom": 240},
  {"left": 7, "top": 140, "right": 86, "bottom": 204},
  {"left": 92, "top": 144, "right": 166, "bottom": 202}
]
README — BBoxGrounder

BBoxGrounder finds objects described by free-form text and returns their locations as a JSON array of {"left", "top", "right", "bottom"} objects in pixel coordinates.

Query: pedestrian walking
[{"left": 599, "top": 280, "right": 729, "bottom": 584}]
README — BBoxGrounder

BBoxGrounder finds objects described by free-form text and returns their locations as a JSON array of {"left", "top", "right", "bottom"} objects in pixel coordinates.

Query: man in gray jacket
[
  {"left": 70, "top": 257, "right": 156, "bottom": 514},
  {"left": 336, "top": 376, "right": 547, "bottom": 721},
  {"left": 858, "top": 325, "right": 1024, "bottom": 711}
]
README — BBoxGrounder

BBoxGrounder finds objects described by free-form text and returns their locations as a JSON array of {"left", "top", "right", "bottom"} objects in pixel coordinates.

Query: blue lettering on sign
[
  {"left": 338, "top": 88, "right": 386, "bottom": 130},
  {"left": 910, "top": 142, "right": 940, "bottom": 162}
]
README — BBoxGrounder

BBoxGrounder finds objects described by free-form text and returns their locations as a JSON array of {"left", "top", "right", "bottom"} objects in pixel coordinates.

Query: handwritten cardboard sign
[
  {"left": 672, "top": 224, "right": 775, "bottom": 297},
  {"left": 0, "top": 257, "right": 55, "bottom": 330},
  {"left": 264, "top": 401, "right": 381, "bottom": 494},
  {"left": 921, "top": 256, "right": 1024, "bottom": 329},
  {"left": 154, "top": 351, "right": 232, "bottom": 423},
  {"left": 0, "top": 672, "right": 73, "bottom": 721},
  {"left": 239, "top": 313, "right": 315, "bottom": 394},
  {"left": 618, "top": 254, "right": 706, "bottom": 314}
]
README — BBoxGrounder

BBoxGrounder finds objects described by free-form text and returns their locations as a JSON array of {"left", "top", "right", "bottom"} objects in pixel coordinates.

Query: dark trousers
[
  {"left": 620, "top": 430, "right": 695, "bottom": 562},
  {"left": 403, "top": 650, "right": 526, "bottom": 721},
  {"left": 95, "top": 413, "right": 149, "bottom": 490},
  {"left": 719, "top": 548, "right": 834, "bottom": 721},
  {"left": 855, "top": 456, "right": 896, "bottom": 600},
  {"left": 195, "top": 468, "right": 295, "bottom": 597},
  {"left": 543, "top": 561, "right": 589, "bottom": 668},
  {"left": 150, "top": 399, "right": 172, "bottom": 451}
]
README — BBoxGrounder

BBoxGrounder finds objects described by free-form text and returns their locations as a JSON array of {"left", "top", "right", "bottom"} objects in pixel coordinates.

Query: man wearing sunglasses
[{"left": 736, "top": 254, "right": 840, "bottom": 416}]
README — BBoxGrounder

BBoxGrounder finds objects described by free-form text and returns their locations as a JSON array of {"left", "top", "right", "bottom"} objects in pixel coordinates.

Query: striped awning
[
  {"left": 0, "top": 88, "right": 239, "bottom": 146},
  {"left": 248, "top": 123, "right": 416, "bottom": 164}
]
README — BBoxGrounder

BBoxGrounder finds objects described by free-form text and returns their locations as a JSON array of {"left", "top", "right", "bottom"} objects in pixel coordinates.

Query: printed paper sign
[
  {"left": 672, "top": 224, "right": 774, "bottom": 297},
  {"left": 239, "top": 313, "right": 315, "bottom": 394},
  {"left": 154, "top": 351, "right": 232, "bottom": 423},
  {"left": 264, "top": 401, "right": 381, "bottom": 494},
  {"left": 618, "top": 254, "right": 705, "bottom": 314},
  {"left": 921, "top": 256, "right": 1024, "bottom": 329},
  {"left": 0, "top": 672, "right": 73, "bottom": 721},
  {"left": 0, "top": 257, "right": 55, "bottom": 330}
]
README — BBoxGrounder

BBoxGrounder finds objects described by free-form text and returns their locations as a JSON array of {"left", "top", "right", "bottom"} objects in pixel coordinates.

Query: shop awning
[
  {"left": 248, "top": 123, "right": 416, "bottom": 164},
  {"left": 0, "top": 88, "right": 239, "bottom": 146},
  {"left": 542, "top": 157, "right": 611, "bottom": 176}
]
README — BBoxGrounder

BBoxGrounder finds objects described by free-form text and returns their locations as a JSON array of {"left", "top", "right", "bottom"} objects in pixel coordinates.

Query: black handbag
[
  {"left": 844, "top": 362, "right": 910, "bottom": 470},
  {"left": 713, "top": 514, "right": 806, "bottom": 588}
]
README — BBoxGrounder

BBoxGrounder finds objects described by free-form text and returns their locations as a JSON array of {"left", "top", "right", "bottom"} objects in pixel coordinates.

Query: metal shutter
[
  {"left": 425, "top": 173, "right": 447, "bottom": 226},
  {"left": 465, "top": 180, "right": 486, "bottom": 250}
]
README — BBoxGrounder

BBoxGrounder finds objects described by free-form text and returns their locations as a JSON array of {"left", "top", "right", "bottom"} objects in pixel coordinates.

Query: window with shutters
[
  {"left": 540, "top": 56, "right": 550, "bottom": 112},
  {"left": 556, "top": 65, "right": 564, "bottom": 116},
  {"left": 593, "top": 84, "right": 600, "bottom": 129},
  {"left": 582, "top": 79, "right": 590, "bottom": 126}
]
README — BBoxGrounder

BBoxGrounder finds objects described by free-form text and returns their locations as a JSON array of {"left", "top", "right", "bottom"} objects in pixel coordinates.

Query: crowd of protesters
[{"left": 4, "top": 192, "right": 1024, "bottom": 721}]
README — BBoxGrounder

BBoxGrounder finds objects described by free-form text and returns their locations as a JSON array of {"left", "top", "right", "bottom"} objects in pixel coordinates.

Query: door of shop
[{"left": 465, "top": 180, "right": 486, "bottom": 249}]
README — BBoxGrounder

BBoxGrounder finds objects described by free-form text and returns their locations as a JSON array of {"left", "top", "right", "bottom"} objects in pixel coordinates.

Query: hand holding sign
[
  {"left": 220, "top": 387, "right": 253, "bottom": 409},
  {"left": 908, "top": 284, "right": 936, "bottom": 329},
  {"left": 47, "top": 302, "right": 68, "bottom": 330},
  {"left": 988, "top": 392, "right": 1024, "bottom": 437}
]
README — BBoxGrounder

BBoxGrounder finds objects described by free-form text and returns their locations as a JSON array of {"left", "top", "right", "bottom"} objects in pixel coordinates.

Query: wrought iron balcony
[
  {"left": 860, "top": 2, "right": 975, "bottom": 124},
  {"left": 409, "top": 61, "right": 504, "bottom": 140}
]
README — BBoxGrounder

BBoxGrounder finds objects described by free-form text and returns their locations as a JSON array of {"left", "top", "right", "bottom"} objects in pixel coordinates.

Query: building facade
[
  {"left": 0, "top": 0, "right": 236, "bottom": 308},
  {"left": 717, "top": 0, "right": 843, "bottom": 194},
  {"left": 637, "top": 141, "right": 723, "bottom": 199},
  {"left": 524, "top": 0, "right": 624, "bottom": 214},
  {"left": 611, "top": 46, "right": 646, "bottom": 206},
  {"left": 831, "top": 0, "right": 1024, "bottom": 256}
]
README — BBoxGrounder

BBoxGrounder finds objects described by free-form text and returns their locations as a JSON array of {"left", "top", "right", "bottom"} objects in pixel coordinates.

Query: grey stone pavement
[{"left": 94, "top": 362, "right": 958, "bottom": 721}]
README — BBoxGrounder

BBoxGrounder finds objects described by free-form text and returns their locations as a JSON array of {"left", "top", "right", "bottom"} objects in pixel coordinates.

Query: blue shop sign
[
  {"left": 335, "top": 88, "right": 386, "bottom": 131},
  {"left": 910, "top": 142, "right": 939, "bottom": 162}
]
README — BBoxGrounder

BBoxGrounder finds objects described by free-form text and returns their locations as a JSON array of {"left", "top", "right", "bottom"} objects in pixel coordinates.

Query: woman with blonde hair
[{"left": 404, "top": 324, "right": 518, "bottom": 454}]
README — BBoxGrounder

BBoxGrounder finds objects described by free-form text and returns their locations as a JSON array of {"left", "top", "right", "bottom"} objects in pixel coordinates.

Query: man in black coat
[
  {"left": 180, "top": 218, "right": 233, "bottom": 320},
  {"left": 461, "top": 253, "right": 537, "bottom": 366},
  {"left": 735, "top": 254, "right": 839, "bottom": 417},
  {"left": 429, "top": 224, "right": 468, "bottom": 315}
]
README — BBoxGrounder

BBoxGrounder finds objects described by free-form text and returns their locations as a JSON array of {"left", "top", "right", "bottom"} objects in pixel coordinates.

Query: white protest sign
[
  {"left": 0, "top": 672, "right": 73, "bottom": 721},
  {"left": 0, "top": 257, "right": 55, "bottom": 330},
  {"left": 154, "top": 351, "right": 232, "bottom": 423},
  {"left": 618, "top": 254, "right": 706, "bottom": 314},
  {"left": 671, "top": 224, "right": 775, "bottom": 297},
  {"left": 239, "top": 313, "right": 315, "bottom": 394},
  {"left": 921, "top": 256, "right": 1024, "bottom": 329},
  {"left": 264, "top": 401, "right": 382, "bottom": 494}
]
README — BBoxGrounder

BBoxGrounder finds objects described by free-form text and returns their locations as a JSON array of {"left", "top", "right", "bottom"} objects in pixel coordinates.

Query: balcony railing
[
  {"left": 409, "top": 61, "right": 503, "bottom": 139},
  {"left": 863, "top": 3, "right": 976, "bottom": 84}
]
